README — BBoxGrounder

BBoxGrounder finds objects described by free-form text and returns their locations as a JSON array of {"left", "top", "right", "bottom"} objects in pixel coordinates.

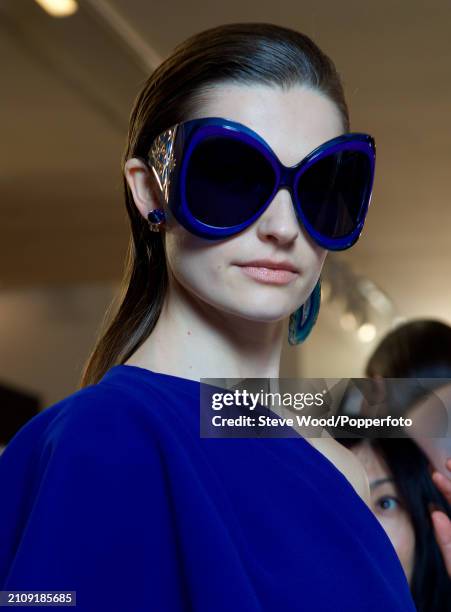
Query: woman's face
[
  {"left": 133, "top": 84, "right": 344, "bottom": 326},
  {"left": 351, "top": 441, "right": 416, "bottom": 583}
]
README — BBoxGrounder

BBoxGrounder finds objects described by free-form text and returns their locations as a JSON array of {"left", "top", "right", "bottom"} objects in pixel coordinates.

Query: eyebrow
[{"left": 370, "top": 477, "right": 395, "bottom": 490}]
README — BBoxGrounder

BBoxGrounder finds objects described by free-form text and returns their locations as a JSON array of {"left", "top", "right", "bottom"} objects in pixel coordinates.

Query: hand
[{"left": 430, "top": 457, "right": 451, "bottom": 577}]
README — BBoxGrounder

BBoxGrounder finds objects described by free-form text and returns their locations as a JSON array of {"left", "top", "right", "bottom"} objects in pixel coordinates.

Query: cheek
[
  {"left": 304, "top": 238, "right": 327, "bottom": 273},
  {"left": 164, "top": 232, "right": 231, "bottom": 290},
  {"left": 302, "top": 246, "right": 327, "bottom": 294},
  {"left": 316, "top": 247, "right": 327, "bottom": 271}
]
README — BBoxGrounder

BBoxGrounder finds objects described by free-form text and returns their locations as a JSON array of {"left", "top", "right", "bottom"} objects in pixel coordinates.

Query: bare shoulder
[{"left": 307, "top": 432, "right": 370, "bottom": 505}]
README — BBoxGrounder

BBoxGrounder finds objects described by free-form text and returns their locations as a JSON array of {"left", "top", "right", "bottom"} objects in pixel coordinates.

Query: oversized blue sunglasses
[{"left": 144, "top": 117, "right": 376, "bottom": 250}]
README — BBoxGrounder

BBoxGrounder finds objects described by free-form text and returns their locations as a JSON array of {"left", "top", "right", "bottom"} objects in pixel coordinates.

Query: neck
[{"left": 124, "top": 277, "right": 288, "bottom": 382}]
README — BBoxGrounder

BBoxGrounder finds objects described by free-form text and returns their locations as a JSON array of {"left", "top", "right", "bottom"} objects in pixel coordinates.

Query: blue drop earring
[{"left": 288, "top": 278, "right": 322, "bottom": 345}]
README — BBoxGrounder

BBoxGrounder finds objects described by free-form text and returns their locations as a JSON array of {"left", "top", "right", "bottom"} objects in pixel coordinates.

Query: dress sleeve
[{"left": 0, "top": 388, "right": 186, "bottom": 611}]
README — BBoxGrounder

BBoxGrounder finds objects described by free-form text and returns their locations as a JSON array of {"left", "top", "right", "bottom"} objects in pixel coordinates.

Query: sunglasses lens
[
  {"left": 185, "top": 136, "right": 276, "bottom": 227},
  {"left": 296, "top": 149, "right": 371, "bottom": 239}
]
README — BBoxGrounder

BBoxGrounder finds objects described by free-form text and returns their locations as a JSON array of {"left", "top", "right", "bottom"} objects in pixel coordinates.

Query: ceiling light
[
  {"left": 34, "top": 0, "right": 78, "bottom": 17},
  {"left": 357, "top": 323, "right": 377, "bottom": 343}
]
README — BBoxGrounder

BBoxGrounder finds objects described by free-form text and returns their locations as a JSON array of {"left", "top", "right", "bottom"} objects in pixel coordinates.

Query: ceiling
[{"left": 1, "top": 0, "right": 451, "bottom": 322}]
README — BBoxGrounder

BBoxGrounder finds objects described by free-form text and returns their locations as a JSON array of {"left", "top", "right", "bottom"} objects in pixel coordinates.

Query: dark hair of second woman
[
  {"left": 366, "top": 319, "right": 451, "bottom": 379},
  {"left": 340, "top": 437, "right": 451, "bottom": 612},
  {"left": 78, "top": 22, "right": 350, "bottom": 388}
]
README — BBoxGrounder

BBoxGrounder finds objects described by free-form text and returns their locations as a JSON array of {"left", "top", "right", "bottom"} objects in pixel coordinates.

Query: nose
[{"left": 255, "top": 188, "right": 300, "bottom": 245}]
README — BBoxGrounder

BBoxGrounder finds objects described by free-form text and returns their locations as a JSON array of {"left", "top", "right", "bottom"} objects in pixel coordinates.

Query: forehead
[
  {"left": 193, "top": 83, "right": 344, "bottom": 166},
  {"left": 353, "top": 442, "right": 391, "bottom": 482}
]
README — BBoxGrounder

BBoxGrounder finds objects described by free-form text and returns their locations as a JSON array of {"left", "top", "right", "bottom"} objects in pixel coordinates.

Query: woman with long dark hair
[
  {"left": 341, "top": 437, "right": 451, "bottom": 612},
  {"left": 365, "top": 318, "right": 451, "bottom": 578},
  {"left": 338, "top": 319, "right": 451, "bottom": 611},
  {"left": 0, "top": 24, "right": 416, "bottom": 611}
]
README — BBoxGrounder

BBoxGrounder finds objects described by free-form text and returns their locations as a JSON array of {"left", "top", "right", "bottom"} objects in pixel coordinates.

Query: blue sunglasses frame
[{"left": 146, "top": 117, "right": 376, "bottom": 250}]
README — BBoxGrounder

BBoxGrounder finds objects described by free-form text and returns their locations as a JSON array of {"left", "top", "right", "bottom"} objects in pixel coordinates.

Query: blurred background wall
[{"left": 1, "top": 0, "right": 450, "bottom": 431}]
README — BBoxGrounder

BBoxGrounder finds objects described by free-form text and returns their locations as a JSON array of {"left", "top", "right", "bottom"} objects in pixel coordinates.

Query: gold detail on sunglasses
[{"left": 148, "top": 126, "right": 178, "bottom": 203}]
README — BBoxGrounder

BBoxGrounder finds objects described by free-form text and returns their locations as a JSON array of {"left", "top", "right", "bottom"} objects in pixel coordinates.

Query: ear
[{"left": 124, "top": 158, "right": 163, "bottom": 221}]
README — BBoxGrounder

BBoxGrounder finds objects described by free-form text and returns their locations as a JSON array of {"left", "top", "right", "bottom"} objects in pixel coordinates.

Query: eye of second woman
[{"left": 374, "top": 492, "right": 402, "bottom": 513}]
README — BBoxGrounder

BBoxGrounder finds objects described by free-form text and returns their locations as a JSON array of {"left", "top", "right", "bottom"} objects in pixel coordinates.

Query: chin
[
  {"left": 193, "top": 284, "right": 298, "bottom": 321},
  {"left": 221, "top": 301, "right": 293, "bottom": 323}
]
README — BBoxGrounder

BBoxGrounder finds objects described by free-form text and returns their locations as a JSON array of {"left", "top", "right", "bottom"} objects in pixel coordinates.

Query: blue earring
[
  {"left": 288, "top": 278, "right": 322, "bottom": 345},
  {"left": 147, "top": 208, "right": 166, "bottom": 232}
]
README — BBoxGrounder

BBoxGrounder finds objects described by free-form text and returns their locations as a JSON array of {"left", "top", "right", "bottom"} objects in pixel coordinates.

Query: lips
[
  {"left": 235, "top": 259, "right": 299, "bottom": 285},
  {"left": 236, "top": 259, "right": 299, "bottom": 273}
]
